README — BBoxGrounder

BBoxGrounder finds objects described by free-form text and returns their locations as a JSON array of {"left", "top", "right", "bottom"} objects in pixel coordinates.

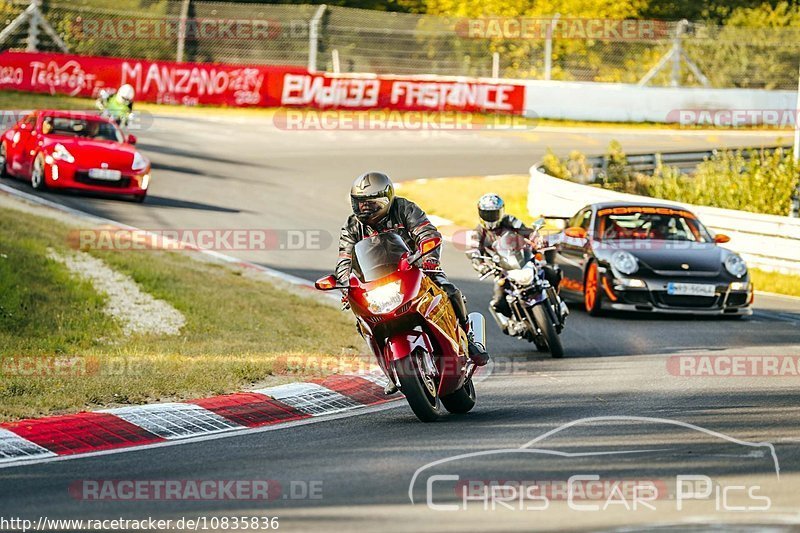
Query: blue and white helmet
[{"left": 478, "top": 193, "right": 505, "bottom": 229}]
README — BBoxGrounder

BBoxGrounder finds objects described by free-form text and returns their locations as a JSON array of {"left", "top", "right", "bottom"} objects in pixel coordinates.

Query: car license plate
[
  {"left": 88, "top": 168, "right": 121, "bottom": 181},
  {"left": 667, "top": 282, "right": 716, "bottom": 297}
]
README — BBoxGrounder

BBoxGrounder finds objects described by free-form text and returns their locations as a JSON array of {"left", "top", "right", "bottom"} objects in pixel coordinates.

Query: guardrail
[
  {"left": 582, "top": 146, "right": 790, "bottom": 179},
  {"left": 527, "top": 164, "right": 800, "bottom": 275}
]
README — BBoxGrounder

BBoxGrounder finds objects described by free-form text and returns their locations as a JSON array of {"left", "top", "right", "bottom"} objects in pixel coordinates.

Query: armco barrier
[
  {"left": 522, "top": 79, "right": 797, "bottom": 123},
  {"left": 527, "top": 165, "right": 800, "bottom": 274},
  {"left": 0, "top": 51, "right": 525, "bottom": 114}
]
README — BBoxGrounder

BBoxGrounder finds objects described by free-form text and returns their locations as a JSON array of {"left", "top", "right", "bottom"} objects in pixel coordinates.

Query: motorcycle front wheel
[
  {"left": 394, "top": 350, "right": 443, "bottom": 422},
  {"left": 529, "top": 304, "right": 564, "bottom": 358},
  {"left": 441, "top": 378, "right": 476, "bottom": 414}
]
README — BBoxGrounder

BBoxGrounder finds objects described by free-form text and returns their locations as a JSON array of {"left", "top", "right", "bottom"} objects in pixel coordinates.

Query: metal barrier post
[
  {"left": 176, "top": 0, "right": 190, "bottom": 63},
  {"left": 792, "top": 59, "right": 800, "bottom": 217},
  {"left": 544, "top": 14, "right": 560, "bottom": 81},
  {"left": 308, "top": 4, "right": 327, "bottom": 73},
  {"left": 26, "top": 0, "right": 40, "bottom": 52}
]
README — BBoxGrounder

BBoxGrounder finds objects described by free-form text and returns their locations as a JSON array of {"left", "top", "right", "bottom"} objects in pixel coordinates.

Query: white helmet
[{"left": 117, "top": 84, "right": 135, "bottom": 104}]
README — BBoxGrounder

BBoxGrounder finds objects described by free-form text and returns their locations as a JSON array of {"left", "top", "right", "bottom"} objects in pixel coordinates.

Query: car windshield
[
  {"left": 45, "top": 117, "right": 123, "bottom": 142},
  {"left": 597, "top": 206, "right": 711, "bottom": 243},
  {"left": 494, "top": 230, "right": 533, "bottom": 270},
  {"left": 352, "top": 232, "right": 410, "bottom": 282}
]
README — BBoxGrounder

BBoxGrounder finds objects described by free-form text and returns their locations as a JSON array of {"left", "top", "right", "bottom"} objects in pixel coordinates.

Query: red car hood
[{"left": 46, "top": 137, "right": 139, "bottom": 170}]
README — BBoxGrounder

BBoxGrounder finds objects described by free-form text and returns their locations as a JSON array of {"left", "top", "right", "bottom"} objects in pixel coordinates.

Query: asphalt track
[{"left": 1, "top": 114, "right": 799, "bottom": 531}]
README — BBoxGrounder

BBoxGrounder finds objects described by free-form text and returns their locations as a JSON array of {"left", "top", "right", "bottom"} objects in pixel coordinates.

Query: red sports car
[{"left": 0, "top": 110, "right": 151, "bottom": 202}]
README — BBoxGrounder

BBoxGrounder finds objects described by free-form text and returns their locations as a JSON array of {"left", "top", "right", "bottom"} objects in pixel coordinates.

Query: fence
[{"left": 2, "top": 0, "right": 800, "bottom": 89}]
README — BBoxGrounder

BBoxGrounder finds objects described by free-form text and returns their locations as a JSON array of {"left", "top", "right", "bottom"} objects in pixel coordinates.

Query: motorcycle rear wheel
[
  {"left": 441, "top": 378, "right": 476, "bottom": 414},
  {"left": 394, "top": 351, "right": 443, "bottom": 422}
]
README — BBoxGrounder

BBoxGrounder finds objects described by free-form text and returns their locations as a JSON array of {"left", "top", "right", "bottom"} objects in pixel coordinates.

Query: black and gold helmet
[{"left": 350, "top": 171, "right": 395, "bottom": 225}]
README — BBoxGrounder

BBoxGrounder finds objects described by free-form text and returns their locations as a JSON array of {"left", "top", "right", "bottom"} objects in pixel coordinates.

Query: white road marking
[{"left": 0, "top": 402, "right": 403, "bottom": 470}]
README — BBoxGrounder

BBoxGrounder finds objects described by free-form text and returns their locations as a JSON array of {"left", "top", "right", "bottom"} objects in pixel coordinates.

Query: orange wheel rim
[{"left": 584, "top": 263, "right": 597, "bottom": 312}]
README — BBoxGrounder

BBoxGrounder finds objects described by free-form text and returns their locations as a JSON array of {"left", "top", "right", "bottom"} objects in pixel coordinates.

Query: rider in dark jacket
[
  {"left": 471, "top": 193, "right": 562, "bottom": 333},
  {"left": 336, "top": 172, "right": 489, "bottom": 372}
]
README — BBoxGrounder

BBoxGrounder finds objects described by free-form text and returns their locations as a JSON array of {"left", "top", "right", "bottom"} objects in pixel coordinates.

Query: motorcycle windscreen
[
  {"left": 494, "top": 230, "right": 533, "bottom": 270},
  {"left": 352, "top": 232, "right": 411, "bottom": 282}
]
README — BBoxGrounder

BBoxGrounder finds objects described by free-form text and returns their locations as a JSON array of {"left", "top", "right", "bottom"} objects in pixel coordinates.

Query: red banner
[{"left": 0, "top": 52, "right": 525, "bottom": 114}]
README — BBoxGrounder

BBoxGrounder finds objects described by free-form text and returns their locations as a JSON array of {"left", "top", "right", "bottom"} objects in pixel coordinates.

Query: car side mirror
[
  {"left": 314, "top": 274, "right": 345, "bottom": 291},
  {"left": 564, "top": 226, "right": 588, "bottom": 239},
  {"left": 714, "top": 234, "right": 730, "bottom": 244},
  {"left": 127, "top": 134, "right": 137, "bottom": 145}
]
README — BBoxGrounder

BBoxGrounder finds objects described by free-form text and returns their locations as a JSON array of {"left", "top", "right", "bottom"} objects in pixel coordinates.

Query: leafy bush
[
  {"left": 644, "top": 147, "right": 799, "bottom": 216},
  {"left": 544, "top": 141, "right": 800, "bottom": 216}
]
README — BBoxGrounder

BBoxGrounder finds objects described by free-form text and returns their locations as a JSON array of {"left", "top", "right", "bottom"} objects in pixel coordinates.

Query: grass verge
[
  {"left": 399, "top": 174, "right": 800, "bottom": 298},
  {"left": 397, "top": 174, "right": 532, "bottom": 229},
  {"left": 0, "top": 89, "right": 785, "bottom": 130},
  {"left": 0, "top": 203, "right": 363, "bottom": 421}
]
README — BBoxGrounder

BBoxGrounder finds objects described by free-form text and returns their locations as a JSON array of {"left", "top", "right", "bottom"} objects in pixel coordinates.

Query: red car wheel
[
  {"left": 584, "top": 262, "right": 603, "bottom": 316},
  {"left": 30, "top": 154, "right": 46, "bottom": 190}
]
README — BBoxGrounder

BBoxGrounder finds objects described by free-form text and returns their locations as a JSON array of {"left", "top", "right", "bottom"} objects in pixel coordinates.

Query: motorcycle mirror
[
  {"left": 315, "top": 274, "right": 342, "bottom": 291},
  {"left": 127, "top": 134, "right": 137, "bottom": 145},
  {"left": 564, "top": 226, "right": 588, "bottom": 239},
  {"left": 714, "top": 233, "right": 731, "bottom": 244},
  {"left": 418, "top": 236, "right": 442, "bottom": 255}
]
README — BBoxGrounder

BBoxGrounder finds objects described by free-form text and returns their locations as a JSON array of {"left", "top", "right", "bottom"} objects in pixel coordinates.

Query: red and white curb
[{"left": 0, "top": 373, "right": 398, "bottom": 467}]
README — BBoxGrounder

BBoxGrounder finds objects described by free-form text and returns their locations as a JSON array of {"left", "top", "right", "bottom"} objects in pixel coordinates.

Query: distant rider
[
  {"left": 96, "top": 84, "right": 135, "bottom": 126},
  {"left": 336, "top": 172, "right": 490, "bottom": 380},
  {"left": 470, "top": 193, "right": 562, "bottom": 333}
]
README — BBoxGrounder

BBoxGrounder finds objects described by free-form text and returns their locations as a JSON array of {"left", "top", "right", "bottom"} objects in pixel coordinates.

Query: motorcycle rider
[
  {"left": 336, "top": 172, "right": 489, "bottom": 382},
  {"left": 96, "top": 84, "right": 135, "bottom": 126},
  {"left": 470, "top": 193, "right": 563, "bottom": 333}
]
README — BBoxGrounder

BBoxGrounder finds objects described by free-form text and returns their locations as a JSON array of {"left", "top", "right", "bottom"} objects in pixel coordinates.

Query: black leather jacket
[
  {"left": 336, "top": 197, "right": 442, "bottom": 285},
  {"left": 474, "top": 215, "right": 534, "bottom": 255}
]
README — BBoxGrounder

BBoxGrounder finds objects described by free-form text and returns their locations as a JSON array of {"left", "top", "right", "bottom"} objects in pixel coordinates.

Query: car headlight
[
  {"left": 52, "top": 143, "right": 74, "bottom": 163},
  {"left": 132, "top": 151, "right": 147, "bottom": 171},
  {"left": 365, "top": 280, "right": 403, "bottom": 314},
  {"left": 724, "top": 254, "right": 747, "bottom": 278},
  {"left": 611, "top": 250, "right": 638, "bottom": 275},
  {"left": 507, "top": 266, "right": 535, "bottom": 286}
]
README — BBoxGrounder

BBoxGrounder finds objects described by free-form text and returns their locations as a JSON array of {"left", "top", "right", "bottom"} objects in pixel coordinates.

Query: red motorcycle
[{"left": 316, "top": 232, "right": 485, "bottom": 422}]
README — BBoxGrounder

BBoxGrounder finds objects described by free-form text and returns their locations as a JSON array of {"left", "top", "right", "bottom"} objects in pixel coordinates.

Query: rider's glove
[{"left": 421, "top": 258, "right": 441, "bottom": 271}]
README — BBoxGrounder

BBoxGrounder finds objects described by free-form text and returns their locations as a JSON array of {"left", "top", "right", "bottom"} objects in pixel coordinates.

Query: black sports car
[{"left": 551, "top": 201, "right": 753, "bottom": 316}]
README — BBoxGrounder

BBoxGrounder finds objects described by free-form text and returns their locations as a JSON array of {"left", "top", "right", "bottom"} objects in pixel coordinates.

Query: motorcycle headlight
[
  {"left": 507, "top": 266, "right": 535, "bottom": 286},
  {"left": 365, "top": 280, "right": 403, "bottom": 314},
  {"left": 132, "top": 151, "right": 148, "bottom": 171},
  {"left": 724, "top": 254, "right": 747, "bottom": 278},
  {"left": 52, "top": 143, "right": 75, "bottom": 164},
  {"left": 611, "top": 250, "right": 638, "bottom": 275}
]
